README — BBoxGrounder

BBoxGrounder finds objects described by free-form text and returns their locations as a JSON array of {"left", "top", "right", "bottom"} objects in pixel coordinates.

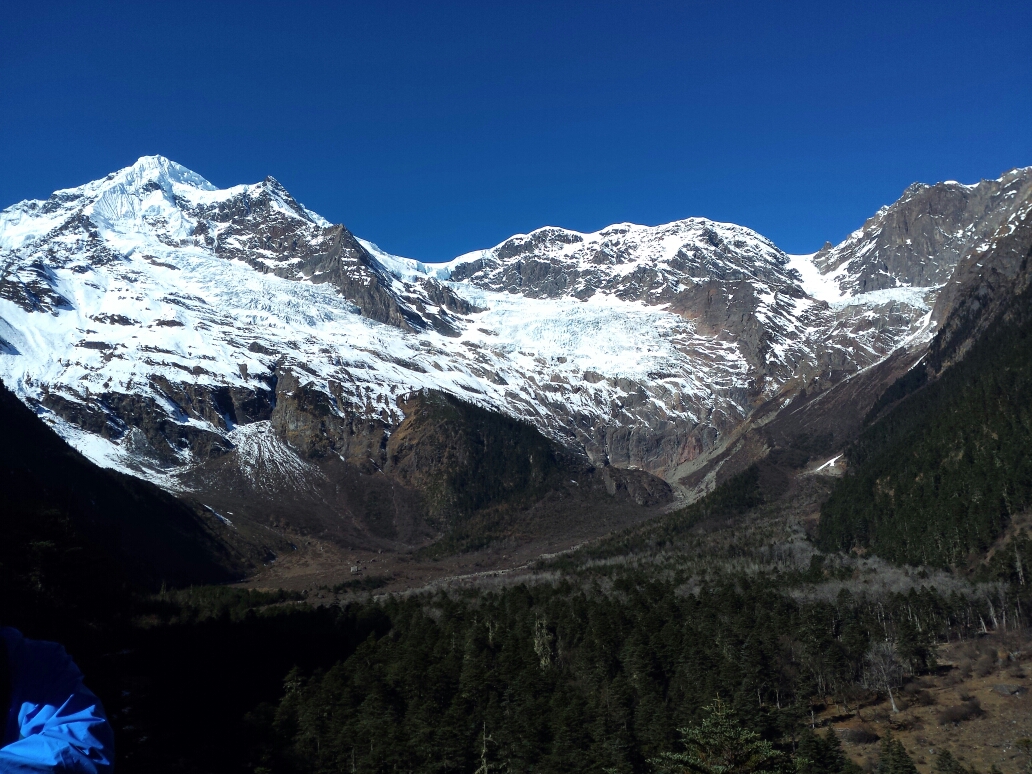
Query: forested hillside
[
  {"left": 243, "top": 458, "right": 1031, "bottom": 773},
  {"left": 819, "top": 284, "right": 1032, "bottom": 570},
  {"left": 2, "top": 437, "right": 1026, "bottom": 773},
  {"left": 254, "top": 575, "right": 951, "bottom": 773}
]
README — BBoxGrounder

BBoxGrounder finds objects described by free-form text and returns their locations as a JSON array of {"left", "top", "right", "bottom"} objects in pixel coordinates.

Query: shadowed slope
[{"left": 0, "top": 379, "right": 246, "bottom": 590}]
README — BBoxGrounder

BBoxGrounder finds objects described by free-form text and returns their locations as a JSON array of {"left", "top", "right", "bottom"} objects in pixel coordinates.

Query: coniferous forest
[
  {"left": 4, "top": 212, "right": 1032, "bottom": 774},
  {"left": 819, "top": 284, "right": 1032, "bottom": 570},
  {"left": 5, "top": 396, "right": 1032, "bottom": 773},
  {"left": 6, "top": 492, "right": 1018, "bottom": 774}
]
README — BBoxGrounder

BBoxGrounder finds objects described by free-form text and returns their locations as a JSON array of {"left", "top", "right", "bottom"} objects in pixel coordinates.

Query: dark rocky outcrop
[
  {"left": 192, "top": 180, "right": 465, "bottom": 333},
  {"left": 269, "top": 367, "right": 391, "bottom": 466},
  {"left": 38, "top": 380, "right": 276, "bottom": 467},
  {"left": 178, "top": 388, "right": 674, "bottom": 554},
  {"left": 379, "top": 391, "right": 673, "bottom": 550},
  {"left": 0, "top": 258, "right": 73, "bottom": 312}
]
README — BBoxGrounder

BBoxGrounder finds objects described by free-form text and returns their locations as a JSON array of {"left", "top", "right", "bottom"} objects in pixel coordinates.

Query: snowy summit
[{"left": 0, "top": 156, "right": 1028, "bottom": 495}]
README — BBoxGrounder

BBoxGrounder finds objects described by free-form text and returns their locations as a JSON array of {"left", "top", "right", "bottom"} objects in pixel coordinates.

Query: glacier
[{"left": 1, "top": 155, "right": 1026, "bottom": 495}]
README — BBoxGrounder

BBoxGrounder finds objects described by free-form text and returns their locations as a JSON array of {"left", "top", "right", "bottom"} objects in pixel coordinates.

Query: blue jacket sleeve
[{"left": 0, "top": 633, "right": 114, "bottom": 773}]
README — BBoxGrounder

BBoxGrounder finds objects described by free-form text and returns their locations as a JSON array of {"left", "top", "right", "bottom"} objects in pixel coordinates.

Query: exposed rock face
[
  {"left": 38, "top": 387, "right": 235, "bottom": 467},
  {"left": 0, "top": 258, "right": 74, "bottom": 313},
  {"left": 684, "top": 170, "right": 1032, "bottom": 491},
  {"left": 189, "top": 175, "right": 478, "bottom": 335},
  {"left": 1, "top": 155, "right": 1030, "bottom": 550},
  {"left": 177, "top": 390, "right": 674, "bottom": 552},
  {"left": 270, "top": 367, "right": 391, "bottom": 466},
  {"left": 813, "top": 169, "right": 1032, "bottom": 296},
  {"left": 450, "top": 219, "right": 818, "bottom": 377},
  {"left": 926, "top": 170, "right": 1032, "bottom": 371},
  {"left": 383, "top": 390, "right": 671, "bottom": 514}
]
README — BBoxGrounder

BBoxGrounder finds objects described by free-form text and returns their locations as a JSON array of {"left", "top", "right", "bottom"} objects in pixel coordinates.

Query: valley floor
[
  {"left": 236, "top": 487, "right": 680, "bottom": 595},
  {"left": 238, "top": 456, "right": 1032, "bottom": 773}
]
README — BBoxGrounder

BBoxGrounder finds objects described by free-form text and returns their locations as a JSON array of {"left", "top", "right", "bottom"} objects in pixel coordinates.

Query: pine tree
[
  {"left": 933, "top": 749, "right": 967, "bottom": 774},
  {"left": 933, "top": 748, "right": 1004, "bottom": 774},
  {"left": 795, "top": 727, "right": 861, "bottom": 774},
  {"left": 794, "top": 728, "right": 825, "bottom": 774},
  {"left": 932, "top": 751, "right": 961, "bottom": 774},
  {"left": 822, "top": 728, "right": 862, "bottom": 774},
  {"left": 878, "top": 734, "right": 917, "bottom": 774},
  {"left": 650, "top": 699, "right": 786, "bottom": 774}
]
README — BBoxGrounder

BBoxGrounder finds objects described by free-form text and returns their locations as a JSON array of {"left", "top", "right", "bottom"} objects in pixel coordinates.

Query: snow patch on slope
[
  {"left": 358, "top": 239, "right": 452, "bottom": 282},
  {"left": 229, "top": 421, "right": 322, "bottom": 491},
  {"left": 786, "top": 253, "right": 844, "bottom": 304}
]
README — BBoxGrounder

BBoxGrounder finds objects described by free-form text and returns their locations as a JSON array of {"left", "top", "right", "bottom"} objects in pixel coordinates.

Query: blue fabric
[{"left": 0, "top": 628, "right": 113, "bottom": 773}]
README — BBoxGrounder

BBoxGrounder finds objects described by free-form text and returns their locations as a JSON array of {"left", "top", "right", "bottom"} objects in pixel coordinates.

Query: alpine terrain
[
  {"left": 1, "top": 156, "right": 1031, "bottom": 564},
  {"left": 4, "top": 158, "right": 1032, "bottom": 774}
]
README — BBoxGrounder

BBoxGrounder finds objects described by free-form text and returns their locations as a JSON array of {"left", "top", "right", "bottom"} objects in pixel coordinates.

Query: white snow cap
[{"left": 0, "top": 155, "right": 976, "bottom": 486}]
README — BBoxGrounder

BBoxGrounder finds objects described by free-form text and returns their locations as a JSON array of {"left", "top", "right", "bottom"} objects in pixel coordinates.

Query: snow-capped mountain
[
  {"left": 0, "top": 156, "right": 1028, "bottom": 542},
  {"left": 813, "top": 169, "right": 1032, "bottom": 297}
]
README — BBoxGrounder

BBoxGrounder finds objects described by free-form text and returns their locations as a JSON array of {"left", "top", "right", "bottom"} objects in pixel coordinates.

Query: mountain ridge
[{"left": 1, "top": 156, "right": 1029, "bottom": 557}]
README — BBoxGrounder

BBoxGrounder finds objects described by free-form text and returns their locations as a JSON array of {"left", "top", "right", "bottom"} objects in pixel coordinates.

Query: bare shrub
[
  {"left": 936, "top": 699, "right": 983, "bottom": 725},
  {"left": 869, "top": 707, "right": 892, "bottom": 723},
  {"left": 979, "top": 639, "right": 1002, "bottom": 657},
  {"left": 891, "top": 714, "right": 920, "bottom": 731},
  {"left": 974, "top": 655, "right": 995, "bottom": 677},
  {"left": 902, "top": 687, "right": 935, "bottom": 707},
  {"left": 788, "top": 554, "right": 986, "bottom": 605},
  {"left": 840, "top": 727, "right": 880, "bottom": 745},
  {"left": 942, "top": 672, "right": 961, "bottom": 687}
]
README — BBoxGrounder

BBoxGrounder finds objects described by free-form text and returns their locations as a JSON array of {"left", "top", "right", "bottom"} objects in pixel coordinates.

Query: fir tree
[
  {"left": 650, "top": 699, "right": 786, "bottom": 774},
  {"left": 877, "top": 734, "right": 917, "bottom": 774},
  {"left": 795, "top": 727, "right": 860, "bottom": 774}
]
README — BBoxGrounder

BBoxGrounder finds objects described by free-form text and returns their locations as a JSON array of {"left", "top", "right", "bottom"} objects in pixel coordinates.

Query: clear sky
[{"left": 1, "top": 1, "right": 1029, "bottom": 261}]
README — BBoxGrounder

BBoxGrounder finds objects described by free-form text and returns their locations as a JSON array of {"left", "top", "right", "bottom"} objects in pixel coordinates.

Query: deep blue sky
[{"left": 2, "top": 2, "right": 1029, "bottom": 261}]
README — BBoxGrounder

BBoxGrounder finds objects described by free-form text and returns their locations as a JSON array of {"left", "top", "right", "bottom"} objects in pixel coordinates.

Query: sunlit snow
[{"left": 0, "top": 156, "right": 958, "bottom": 483}]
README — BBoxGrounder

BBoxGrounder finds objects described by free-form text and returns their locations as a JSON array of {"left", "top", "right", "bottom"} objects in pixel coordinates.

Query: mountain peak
[
  {"left": 5, "top": 155, "right": 1020, "bottom": 524},
  {"left": 115, "top": 155, "right": 217, "bottom": 193}
]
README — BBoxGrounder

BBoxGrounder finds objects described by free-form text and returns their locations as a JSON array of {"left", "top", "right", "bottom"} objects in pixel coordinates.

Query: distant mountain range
[{"left": 1, "top": 156, "right": 1029, "bottom": 563}]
